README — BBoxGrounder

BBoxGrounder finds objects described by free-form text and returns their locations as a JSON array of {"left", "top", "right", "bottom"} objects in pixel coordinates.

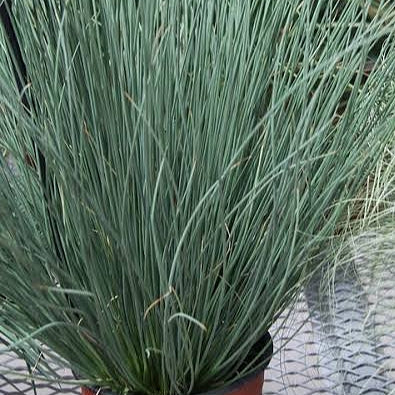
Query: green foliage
[{"left": 1, "top": 1, "right": 395, "bottom": 394}]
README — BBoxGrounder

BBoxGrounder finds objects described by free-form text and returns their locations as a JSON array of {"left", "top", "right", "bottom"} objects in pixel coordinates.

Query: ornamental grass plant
[{"left": 1, "top": 1, "right": 395, "bottom": 394}]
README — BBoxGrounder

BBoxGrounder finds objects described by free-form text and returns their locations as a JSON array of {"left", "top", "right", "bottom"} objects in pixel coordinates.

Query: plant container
[{"left": 80, "top": 332, "right": 273, "bottom": 395}]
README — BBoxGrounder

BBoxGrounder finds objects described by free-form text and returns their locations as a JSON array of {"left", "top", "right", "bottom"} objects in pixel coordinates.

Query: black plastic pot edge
[
  {"left": 78, "top": 331, "right": 273, "bottom": 395},
  {"left": 194, "top": 332, "right": 273, "bottom": 395}
]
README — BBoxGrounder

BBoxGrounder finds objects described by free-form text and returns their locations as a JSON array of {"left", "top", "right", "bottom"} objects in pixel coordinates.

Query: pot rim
[{"left": 79, "top": 331, "right": 273, "bottom": 395}]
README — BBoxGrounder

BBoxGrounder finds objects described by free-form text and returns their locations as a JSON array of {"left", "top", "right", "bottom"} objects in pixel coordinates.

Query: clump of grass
[{"left": 1, "top": 1, "right": 395, "bottom": 394}]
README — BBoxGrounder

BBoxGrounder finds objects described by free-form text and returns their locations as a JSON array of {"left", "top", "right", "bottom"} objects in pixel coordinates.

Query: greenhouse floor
[{"left": 1, "top": 247, "right": 395, "bottom": 395}]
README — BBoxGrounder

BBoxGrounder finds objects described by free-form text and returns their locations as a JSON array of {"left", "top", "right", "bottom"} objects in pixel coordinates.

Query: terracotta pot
[
  {"left": 82, "top": 370, "right": 264, "bottom": 395},
  {"left": 80, "top": 332, "right": 273, "bottom": 395}
]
